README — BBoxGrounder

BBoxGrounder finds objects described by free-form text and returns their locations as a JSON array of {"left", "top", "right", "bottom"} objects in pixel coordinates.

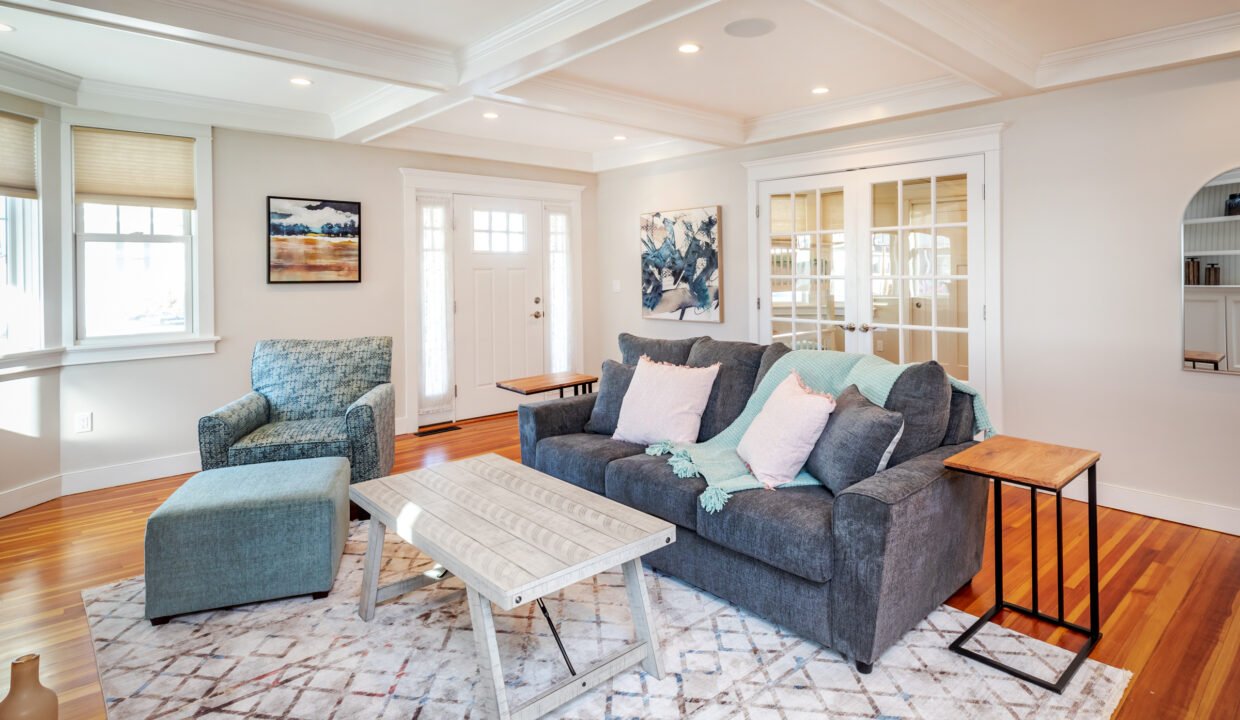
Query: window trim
[{"left": 59, "top": 110, "right": 216, "bottom": 364}]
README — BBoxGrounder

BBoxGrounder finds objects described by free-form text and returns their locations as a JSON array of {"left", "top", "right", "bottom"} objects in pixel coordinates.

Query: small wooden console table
[
  {"left": 944, "top": 435, "right": 1103, "bottom": 693},
  {"left": 497, "top": 371, "right": 598, "bottom": 398}
]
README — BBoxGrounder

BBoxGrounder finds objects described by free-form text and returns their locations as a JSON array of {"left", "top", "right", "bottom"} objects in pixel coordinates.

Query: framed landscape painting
[
  {"left": 640, "top": 205, "right": 722, "bottom": 322},
  {"left": 268, "top": 196, "right": 361, "bottom": 283}
]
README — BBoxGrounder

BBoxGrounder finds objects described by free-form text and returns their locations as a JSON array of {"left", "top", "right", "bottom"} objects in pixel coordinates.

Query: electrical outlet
[
  {"left": 74, "top": 411, "right": 93, "bottom": 433},
  {"left": 875, "top": 340, "right": 885, "bottom": 352}
]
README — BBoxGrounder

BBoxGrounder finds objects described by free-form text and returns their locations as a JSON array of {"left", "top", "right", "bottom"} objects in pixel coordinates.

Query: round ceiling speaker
[{"left": 724, "top": 18, "right": 776, "bottom": 38}]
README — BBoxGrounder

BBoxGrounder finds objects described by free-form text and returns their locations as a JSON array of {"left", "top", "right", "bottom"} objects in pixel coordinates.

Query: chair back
[{"left": 251, "top": 337, "right": 392, "bottom": 421}]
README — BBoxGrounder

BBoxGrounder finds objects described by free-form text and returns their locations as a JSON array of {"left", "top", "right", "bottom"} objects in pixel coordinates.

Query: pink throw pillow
[
  {"left": 612, "top": 355, "right": 720, "bottom": 445},
  {"left": 737, "top": 371, "right": 836, "bottom": 488}
]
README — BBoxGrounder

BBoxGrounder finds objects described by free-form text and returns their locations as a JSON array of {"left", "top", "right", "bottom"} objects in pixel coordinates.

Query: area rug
[{"left": 83, "top": 521, "right": 1130, "bottom": 719}]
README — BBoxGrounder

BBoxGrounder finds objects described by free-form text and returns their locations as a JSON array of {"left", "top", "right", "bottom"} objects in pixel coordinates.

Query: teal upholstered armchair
[{"left": 198, "top": 337, "right": 395, "bottom": 483}]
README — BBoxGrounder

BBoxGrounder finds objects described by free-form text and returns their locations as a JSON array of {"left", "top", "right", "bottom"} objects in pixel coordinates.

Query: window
[
  {"left": 547, "top": 210, "right": 570, "bottom": 373},
  {"left": 0, "top": 111, "right": 41, "bottom": 355},
  {"left": 73, "top": 126, "right": 197, "bottom": 341},
  {"left": 472, "top": 210, "right": 525, "bottom": 252},
  {"left": 419, "top": 199, "right": 452, "bottom": 416}
]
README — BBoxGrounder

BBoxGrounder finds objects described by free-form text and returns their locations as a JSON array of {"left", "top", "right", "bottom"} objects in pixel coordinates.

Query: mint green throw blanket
[{"left": 646, "top": 350, "right": 994, "bottom": 513}]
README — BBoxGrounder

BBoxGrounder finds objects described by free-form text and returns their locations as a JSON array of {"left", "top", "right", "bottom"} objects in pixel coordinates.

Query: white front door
[{"left": 453, "top": 195, "right": 546, "bottom": 419}]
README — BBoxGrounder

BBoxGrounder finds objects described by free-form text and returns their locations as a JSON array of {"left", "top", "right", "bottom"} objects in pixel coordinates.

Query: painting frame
[
  {"left": 267, "top": 195, "right": 362, "bottom": 284},
  {"left": 640, "top": 205, "right": 723, "bottom": 323}
]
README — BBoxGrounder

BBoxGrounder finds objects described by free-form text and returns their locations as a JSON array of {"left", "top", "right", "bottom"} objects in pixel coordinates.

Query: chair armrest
[
  {"left": 830, "top": 442, "right": 987, "bottom": 665},
  {"left": 517, "top": 395, "right": 598, "bottom": 468},
  {"left": 198, "top": 392, "right": 269, "bottom": 470},
  {"left": 346, "top": 382, "right": 395, "bottom": 482}
]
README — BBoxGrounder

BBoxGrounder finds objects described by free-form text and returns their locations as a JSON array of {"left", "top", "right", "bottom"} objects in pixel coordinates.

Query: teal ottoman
[{"left": 144, "top": 457, "right": 350, "bottom": 623}]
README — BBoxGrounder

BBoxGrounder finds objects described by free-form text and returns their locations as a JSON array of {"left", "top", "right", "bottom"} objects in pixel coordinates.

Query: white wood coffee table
[{"left": 348, "top": 453, "right": 676, "bottom": 720}]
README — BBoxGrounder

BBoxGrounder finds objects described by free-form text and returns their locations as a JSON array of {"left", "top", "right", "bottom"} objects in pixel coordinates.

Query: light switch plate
[{"left": 74, "top": 411, "right": 93, "bottom": 433}]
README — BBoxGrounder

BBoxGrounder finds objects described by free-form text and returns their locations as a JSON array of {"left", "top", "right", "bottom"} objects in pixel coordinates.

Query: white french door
[
  {"left": 758, "top": 155, "right": 987, "bottom": 388},
  {"left": 453, "top": 195, "right": 546, "bottom": 419}
]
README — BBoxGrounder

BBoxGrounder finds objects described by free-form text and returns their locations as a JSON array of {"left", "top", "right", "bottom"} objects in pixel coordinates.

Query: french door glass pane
[
  {"left": 823, "top": 232, "right": 845, "bottom": 275},
  {"left": 793, "top": 279, "right": 817, "bottom": 317},
  {"left": 820, "top": 324, "right": 846, "bottom": 351},
  {"left": 771, "top": 278, "right": 793, "bottom": 318},
  {"left": 903, "top": 178, "right": 931, "bottom": 225},
  {"left": 939, "top": 332, "right": 969, "bottom": 381},
  {"left": 818, "top": 279, "right": 845, "bottom": 322},
  {"left": 905, "top": 230, "right": 934, "bottom": 275},
  {"left": 770, "top": 194, "right": 792, "bottom": 235},
  {"left": 794, "top": 193, "right": 816, "bottom": 232},
  {"left": 772, "top": 319, "right": 793, "bottom": 348},
  {"left": 873, "top": 182, "right": 897, "bottom": 227},
  {"left": 904, "top": 328, "right": 933, "bottom": 363},
  {"left": 771, "top": 236, "right": 792, "bottom": 275},
  {"left": 871, "top": 232, "right": 895, "bottom": 275},
  {"left": 937, "top": 227, "right": 968, "bottom": 274},
  {"left": 794, "top": 234, "right": 816, "bottom": 276},
  {"left": 906, "top": 281, "right": 932, "bottom": 326},
  {"left": 873, "top": 326, "right": 898, "bottom": 363},
  {"left": 935, "top": 175, "right": 968, "bottom": 223},
  {"left": 793, "top": 326, "right": 817, "bottom": 350},
  {"left": 819, "top": 189, "right": 844, "bottom": 231},
  {"left": 936, "top": 280, "right": 968, "bottom": 327},
  {"left": 872, "top": 278, "right": 899, "bottom": 325}
]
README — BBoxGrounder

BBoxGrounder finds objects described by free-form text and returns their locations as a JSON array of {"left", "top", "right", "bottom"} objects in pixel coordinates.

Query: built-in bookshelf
[{"left": 1183, "top": 180, "right": 1240, "bottom": 286}]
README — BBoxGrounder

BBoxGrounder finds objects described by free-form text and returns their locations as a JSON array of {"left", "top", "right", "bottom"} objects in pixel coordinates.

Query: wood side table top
[
  {"left": 1184, "top": 350, "right": 1225, "bottom": 364},
  {"left": 495, "top": 371, "right": 598, "bottom": 395},
  {"left": 349, "top": 453, "right": 673, "bottom": 610},
  {"left": 944, "top": 435, "right": 1101, "bottom": 490}
]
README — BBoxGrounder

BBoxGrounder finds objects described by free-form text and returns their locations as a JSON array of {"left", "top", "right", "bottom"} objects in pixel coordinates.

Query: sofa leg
[
  {"left": 311, "top": 591, "right": 329, "bottom": 600},
  {"left": 855, "top": 660, "right": 873, "bottom": 674},
  {"left": 149, "top": 616, "right": 171, "bottom": 626}
]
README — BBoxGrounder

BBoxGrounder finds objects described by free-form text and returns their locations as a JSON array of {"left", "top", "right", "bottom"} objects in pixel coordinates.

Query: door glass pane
[
  {"left": 794, "top": 279, "right": 817, "bottom": 318},
  {"left": 793, "top": 326, "right": 817, "bottom": 350},
  {"left": 873, "top": 182, "right": 897, "bottom": 227},
  {"left": 871, "top": 232, "right": 896, "bottom": 275},
  {"left": 905, "top": 230, "right": 934, "bottom": 275},
  {"left": 823, "top": 232, "right": 845, "bottom": 276},
  {"left": 906, "top": 281, "right": 932, "bottom": 326},
  {"left": 904, "top": 329, "right": 933, "bottom": 363},
  {"left": 903, "top": 178, "right": 931, "bottom": 225},
  {"left": 794, "top": 193, "right": 816, "bottom": 232},
  {"left": 936, "top": 174, "right": 968, "bottom": 223},
  {"left": 873, "top": 326, "right": 898, "bottom": 363},
  {"left": 938, "top": 332, "right": 969, "bottom": 380},
  {"left": 772, "top": 320, "right": 793, "bottom": 348},
  {"left": 474, "top": 210, "right": 489, "bottom": 230},
  {"left": 771, "top": 236, "right": 792, "bottom": 275},
  {"left": 770, "top": 194, "right": 792, "bottom": 235},
  {"left": 936, "top": 280, "right": 968, "bottom": 328},
  {"left": 491, "top": 211, "right": 507, "bottom": 231},
  {"left": 937, "top": 227, "right": 967, "bottom": 275},
  {"left": 819, "top": 279, "right": 845, "bottom": 323},
  {"left": 872, "top": 278, "right": 900, "bottom": 325},
  {"left": 819, "top": 189, "right": 844, "bottom": 231},
  {"left": 794, "top": 234, "right": 816, "bottom": 276},
  {"left": 771, "top": 278, "right": 793, "bottom": 318},
  {"left": 474, "top": 231, "right": 489, "bottom": 252},
  {"left": 820, "top": 324, "right": 846, "bottom": 351}
]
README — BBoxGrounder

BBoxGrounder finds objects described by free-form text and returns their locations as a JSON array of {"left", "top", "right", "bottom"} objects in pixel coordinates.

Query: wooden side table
[
  {"left": 496, "top": 371, "right": 598, "bottom": 398},
  {"left": 943, "top": 435, "right": 1103, "bottom": 693},
  {"left": 1184, "top": 349, "right": 1225, "bottom": 371}
]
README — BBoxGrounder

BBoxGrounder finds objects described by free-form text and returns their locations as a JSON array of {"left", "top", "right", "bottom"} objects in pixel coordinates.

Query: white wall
[
  {"left": 2, "top": 125, "right": 595, "bottom": 514},
  {"left": 592, "top": 57, "right": 1240, "bottom": 534}
]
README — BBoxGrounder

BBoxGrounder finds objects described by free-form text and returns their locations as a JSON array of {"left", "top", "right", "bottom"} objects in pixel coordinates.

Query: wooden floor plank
[{"left": 0, "top": 413, "right": 1233, "bottom": 719}]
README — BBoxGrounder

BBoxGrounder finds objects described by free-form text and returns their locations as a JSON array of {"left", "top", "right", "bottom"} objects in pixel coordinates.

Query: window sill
[{"left": 0, "top": 336, "right": 218, "bottom": 377}]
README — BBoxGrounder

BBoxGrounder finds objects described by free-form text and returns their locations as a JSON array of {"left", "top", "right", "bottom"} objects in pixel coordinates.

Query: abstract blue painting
[{"left": 640, "top": 206, "right": 722, "bottom": 322}]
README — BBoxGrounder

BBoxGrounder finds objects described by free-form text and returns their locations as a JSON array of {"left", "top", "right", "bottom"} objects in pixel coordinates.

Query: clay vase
[{"left": 0, "top": 655, "right": 58, "bottom": 720}]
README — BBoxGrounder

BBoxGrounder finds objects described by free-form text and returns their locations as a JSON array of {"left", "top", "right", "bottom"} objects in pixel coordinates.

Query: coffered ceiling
[{"left": 0, "top": 0, "right": 1238, "bottom": 171}]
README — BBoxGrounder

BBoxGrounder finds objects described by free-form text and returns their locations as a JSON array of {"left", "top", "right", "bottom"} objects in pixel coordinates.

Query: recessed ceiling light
[
  {"left": 482, "top": 112, "right": 500, "bottom": 120},
  {"left": 724, "top": 18, "right": 775, "bottom": 38},
  {"left": 811, "top": 86, "right": 830, "bottom": 95},
  {"left": 0, "top": 22, "right": 15, "bottom": 32},
  {"left": 289, "top": 77, "right": 313, "bottom": 86},
  {"left": 678, "top": 43, "right": 701, "bottom": 54},
  {"left": 613, "top": 135, "right": 627, "bottom": 141}
]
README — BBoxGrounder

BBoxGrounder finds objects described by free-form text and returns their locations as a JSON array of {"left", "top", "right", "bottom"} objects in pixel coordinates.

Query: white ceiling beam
[
  {"left": 487, "top": 76, "right": 745, "bottom": 147},
  {"left": 370, "top": 126, "right": 596, "bottom": 173},
  {"left": 804, "top": 0, "right": 1038, "bottom": 97},
  {"left": 1, "top": 0, "right": 456, "bottom": 90}
]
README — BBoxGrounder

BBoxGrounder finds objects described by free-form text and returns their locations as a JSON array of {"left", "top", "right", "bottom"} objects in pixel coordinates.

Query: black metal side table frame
[{"left": 949, "top": 464, "right": 1102, "bottom": 694}]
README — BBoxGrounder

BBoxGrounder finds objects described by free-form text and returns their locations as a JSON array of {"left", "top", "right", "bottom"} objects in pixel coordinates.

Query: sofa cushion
[
  {"left": 941, "top": 389, "right": 976, "bottom": 445},
  {"left": 613, "top": 357, "right": 719, "bottom": 445},
  {"left": 696, "top": 485, "right": 835, "bottom": 583},
  {"left": 604, "top": 453, "right": 706, "bottom": 530},
  {"left": 686, "top": 338, "right": 767, "bottom": 440},
  {"left": 884, "top": 360, "right": 952, "bottom": 466},
  {"left": 584, "top": 360, "right": 635, "bottom": 435},
  {"left": 535, "top": 433, "right": 645, "bottom": 494},
  {"left": 229, "top": 418, "right": 350, "bottom": 466},
  {"left": 618, "top": 332, "right": 704, "bottom": 365},
  {"left": 807, "top": 386, "right": 905, "bottom": 495},
  {"left": 755, "top": 342, "right": 792, "bottom": 387},
  {"left": 737, "top": 371, "right": 836, "bottom": 488}
]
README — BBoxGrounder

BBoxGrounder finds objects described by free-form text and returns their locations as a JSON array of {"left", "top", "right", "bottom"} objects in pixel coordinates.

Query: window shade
[
  {"left": 0, "top": 111, "right": 38, "bottom": 200},
  {"left": 73, "top": 126, "right": 195, "bottom": 209}
]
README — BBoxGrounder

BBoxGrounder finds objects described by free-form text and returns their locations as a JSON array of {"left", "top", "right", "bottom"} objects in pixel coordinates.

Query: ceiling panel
[
  {"left": 960, "top": 0, "right": 1240, "bottom": 56},
  {"left": 549, "top": 0, "right": 949, "bottom": 120}
]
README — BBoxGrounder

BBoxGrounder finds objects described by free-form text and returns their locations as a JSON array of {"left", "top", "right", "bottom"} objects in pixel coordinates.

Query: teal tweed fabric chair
[{"left": 198, "top": 336, "right": 394, "bottom": 483}]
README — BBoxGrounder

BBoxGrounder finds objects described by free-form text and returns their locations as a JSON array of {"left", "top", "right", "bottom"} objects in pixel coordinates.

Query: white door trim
[
  {"left": 744, "top": 124, "right": 1004, "bottom": 430},
  {"left": 401, "top": 169, "right": 586, "bottom": 432}
]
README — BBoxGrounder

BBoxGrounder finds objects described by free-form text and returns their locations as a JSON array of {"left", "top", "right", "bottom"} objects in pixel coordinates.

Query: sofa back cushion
[
  {"left": 941, "top": 390, "right": 977, "bottom": 445},
  {"left": 806, "top": 386, "right": 904, "bottom": 494},
  {"left": 883, "top": 360, "right": 951, "bottom": 466},
  {"left": 584, "top": 360, "right": 634, "bottom": 435},
  {"left": 755, "top": 342, "right": 792, "bottom": 387},
  {"left": 686, "top": 338, "right": 767, "bottom": 441},
  {"left": 618, "top": 332, "right": 704, "bottom": 365},
  {"left": 252, "top": 337, "right": 392, "bottom": 421}
]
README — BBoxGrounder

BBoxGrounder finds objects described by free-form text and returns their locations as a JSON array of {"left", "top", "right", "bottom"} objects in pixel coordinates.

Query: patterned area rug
[{"left": 83, "top": 521, "right": 1130, "bottom": 719}]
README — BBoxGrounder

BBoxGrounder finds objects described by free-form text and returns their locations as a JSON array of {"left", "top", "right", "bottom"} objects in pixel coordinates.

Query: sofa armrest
[
  {"left": 830, "top": 442, "right": 987, "bottom": 665},
  {"left": 198, "top": 392, "right": 269, "bottom": 470},
  {"left": 346, "top": 382, "right": 395, "bottom": 482},
  {"left": 517, "top": 395, "right": 597, "bottom": 468}
]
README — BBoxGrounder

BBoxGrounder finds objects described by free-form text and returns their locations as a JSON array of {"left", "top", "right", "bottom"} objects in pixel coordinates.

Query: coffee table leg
[
  {"left": 467, "top": 586, "right": 512, "bottom": 719},
  {"left": 358, "top": 518, "right": 385, "bottom": 621},
  {"left": 622, "top": 559, "right": 664, "bottom": 679}
]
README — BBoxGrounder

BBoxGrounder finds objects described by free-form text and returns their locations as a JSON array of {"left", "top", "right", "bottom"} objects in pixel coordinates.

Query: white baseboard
[
  {"left": 395, "top": 415, "right": 416, "bottom": 435},
  {"left": 1063, "top": 481, "right": 1239, "bottom": 536},
  {"left": 0, "top": 474, "right": 62, "bottom": 518},
  {"left": 60, "top": 451, "right": 201, "bottom": 496}
]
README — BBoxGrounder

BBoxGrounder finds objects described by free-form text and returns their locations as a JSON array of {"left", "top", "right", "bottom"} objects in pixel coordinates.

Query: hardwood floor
[{"left": 0, "top": 414, "right": 1235, "bottom": 719}]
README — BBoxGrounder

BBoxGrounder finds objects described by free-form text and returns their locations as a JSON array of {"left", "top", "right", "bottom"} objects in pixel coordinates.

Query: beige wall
[{"left": 593, "top": 57, "right": 1240, "bottom": 532}]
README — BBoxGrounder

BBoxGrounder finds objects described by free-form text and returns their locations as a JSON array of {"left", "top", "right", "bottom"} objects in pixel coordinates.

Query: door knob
[
  {"left": 531, "top": 311, "right": 543, "bottom": 319},
  {"left": 859, "top": 323, "right": 871, "bottom": 333},
  {"left": 844, "top": 323, "right": 857, "bottom": 332},
  {"left": 534, "top": 296, "right": 541, "bottom": 304}
]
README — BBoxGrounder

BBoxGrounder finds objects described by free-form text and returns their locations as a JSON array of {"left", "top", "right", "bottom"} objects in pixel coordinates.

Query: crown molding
[
  {"left": 745, "top": 76, "right": 996, "bottom": 145},
  {"left": 330, "top": 85, "right": 440, "bottom": 139},
  {"left": 591, "top": 137, "right": 720, "bottom": 172},
  {"left": 879, "top": 0, "right": 1039, "bottom": 86},
  {"left": 0, "top": 51, "right": 80, "bottom": 105},
  {"left": 374, "top": 126, "right": 596, "bottom": 173},
  {"left": 1037, "top": 11, "right": 1240, "bottom": 88}
]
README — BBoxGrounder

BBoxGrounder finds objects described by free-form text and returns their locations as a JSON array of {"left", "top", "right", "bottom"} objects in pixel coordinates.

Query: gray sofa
[{"left": 518, "top": 334, "right": 987, "bottom": 673}]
